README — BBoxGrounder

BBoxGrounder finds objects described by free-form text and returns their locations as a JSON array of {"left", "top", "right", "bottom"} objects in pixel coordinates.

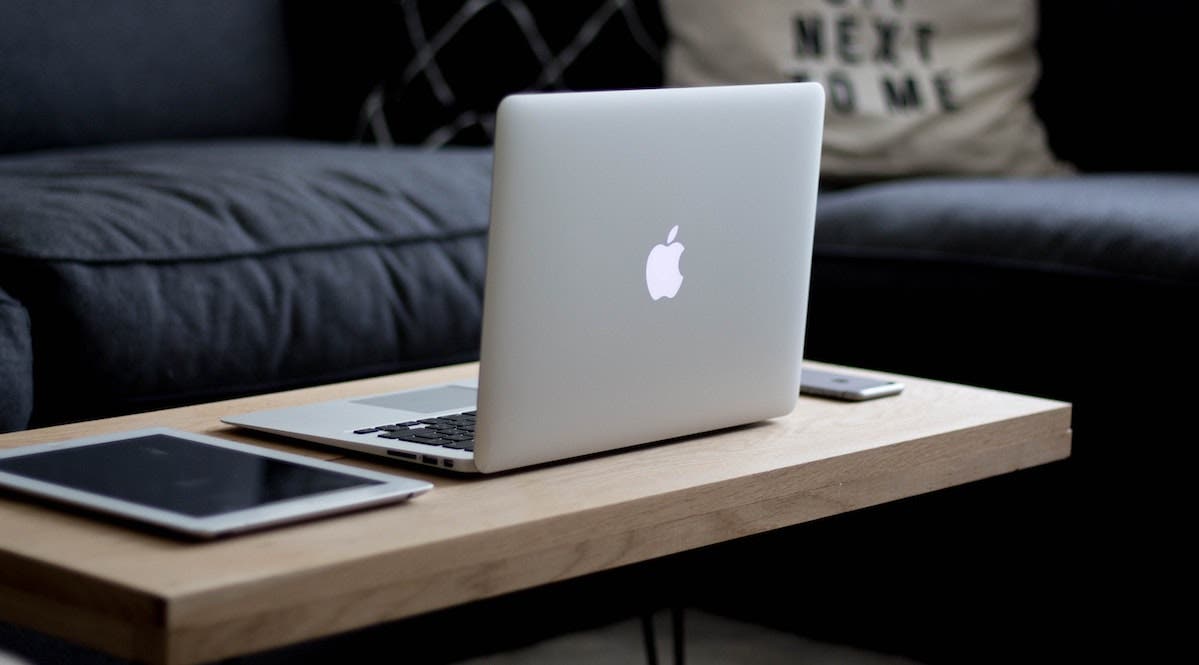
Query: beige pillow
[{"left": 662, "top": 0, "right": 1071, "bottom": 179}]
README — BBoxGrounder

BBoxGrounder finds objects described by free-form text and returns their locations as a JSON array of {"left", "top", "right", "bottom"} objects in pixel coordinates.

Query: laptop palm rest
[{"left": 352, "top": 385, "right": 478, "bottom": 414}]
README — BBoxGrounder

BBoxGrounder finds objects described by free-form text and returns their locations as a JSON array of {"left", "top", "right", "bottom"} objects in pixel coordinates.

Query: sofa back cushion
[{"left": 0, "top": 0, "right": 295, "bottom": 154}]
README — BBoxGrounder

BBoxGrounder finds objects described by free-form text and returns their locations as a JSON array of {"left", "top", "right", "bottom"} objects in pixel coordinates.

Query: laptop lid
[
  {"left": 473, "top": 82, "right": 824, "bottom": 472},
  {"left": 221, "top": 83, "right": 824, "bottom": 474}
]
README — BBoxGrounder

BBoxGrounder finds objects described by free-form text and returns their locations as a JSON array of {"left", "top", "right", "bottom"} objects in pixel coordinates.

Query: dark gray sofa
[
  {"left": 2, "top": 1, "right": 1196, "bottom": 663},
  {"left": 0, "top": 0, "right": 500, "bottom": 432}
]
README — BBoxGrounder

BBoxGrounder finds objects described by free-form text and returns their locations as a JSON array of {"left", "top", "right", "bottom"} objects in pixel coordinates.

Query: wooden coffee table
[{"left": 0, "top": 362, "right": 1070, "bottom": 664}]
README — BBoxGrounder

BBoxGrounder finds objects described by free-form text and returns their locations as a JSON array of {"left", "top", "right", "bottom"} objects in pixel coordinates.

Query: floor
[
  {"left": 454, "top": 610, "right": 925, "bottom": 665},
  {"left": 2, "top": 610, "right": 926, "bottom": 665}
]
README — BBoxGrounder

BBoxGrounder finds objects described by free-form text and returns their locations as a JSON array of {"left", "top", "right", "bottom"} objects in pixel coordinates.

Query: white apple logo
[{"left": 645, "top": 224, "right": 685, "bottom": 300}]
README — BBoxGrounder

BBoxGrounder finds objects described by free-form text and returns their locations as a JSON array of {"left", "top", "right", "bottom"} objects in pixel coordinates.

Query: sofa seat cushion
[
  {"left": 815, "top": 174, "right": 1199, "bottom": 285},
  {"left": 0, "top": 140, "right": 493, "bottom": 428},
  {"left": 806, "top": 174, "right": 1199, "bottom": 478}
]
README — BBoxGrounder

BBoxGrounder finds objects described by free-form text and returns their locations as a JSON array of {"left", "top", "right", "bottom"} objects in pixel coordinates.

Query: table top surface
[{"left": 0, "top": 362, "right": 1071, "bottom": 665}]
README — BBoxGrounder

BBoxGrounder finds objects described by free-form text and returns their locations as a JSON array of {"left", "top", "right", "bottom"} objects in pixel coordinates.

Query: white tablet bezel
[{"left": 0, "top": 427, "right": 433, "bottom": 538}]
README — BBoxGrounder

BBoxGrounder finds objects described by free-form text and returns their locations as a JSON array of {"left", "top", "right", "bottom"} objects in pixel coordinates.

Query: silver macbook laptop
[{"left": 222, "top": 82, "right": 825, "bottom": 474}]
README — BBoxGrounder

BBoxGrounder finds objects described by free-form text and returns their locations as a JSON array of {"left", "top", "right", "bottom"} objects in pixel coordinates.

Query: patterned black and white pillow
[{"left": 359, "top": 0, "right": 667, "bottom": 147}]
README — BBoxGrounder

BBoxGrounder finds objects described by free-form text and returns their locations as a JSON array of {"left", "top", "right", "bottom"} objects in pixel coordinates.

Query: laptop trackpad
[{"left": 352, "top": 385, "right": 477, "bottom": 414}]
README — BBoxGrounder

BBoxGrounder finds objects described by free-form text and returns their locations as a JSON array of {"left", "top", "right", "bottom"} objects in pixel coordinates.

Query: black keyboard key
[
  {"left": 353, "top": 427, "right": 379, "bottom": 434},
  {"left": 378, "top": 431, "right": 417, "bottom": 441},
  {"left": 376, "top": 414, "right": 476, "bottom": 451},
  {"left": 395, "top": 432, "right": 452, "bottom": 446},
  {"left": 412, "top": 431, "right": 448, "bottom": 441}
]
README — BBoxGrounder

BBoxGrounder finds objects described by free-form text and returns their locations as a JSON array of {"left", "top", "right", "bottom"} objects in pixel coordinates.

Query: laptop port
[
  {"left": 422, "top": 455, "right": 438, "bottom": 465},
  {"left": 387, "top": 451, "right": 417, "bottom": 460}
]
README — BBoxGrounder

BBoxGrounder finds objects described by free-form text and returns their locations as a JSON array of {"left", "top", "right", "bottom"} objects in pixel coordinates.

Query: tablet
[{"left": 0, "top": 428, "right": 433, "bottom": 538}]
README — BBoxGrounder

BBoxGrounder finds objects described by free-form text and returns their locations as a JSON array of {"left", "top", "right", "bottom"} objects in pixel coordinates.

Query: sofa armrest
[{"left": 0, "top": 288, "right": 32, "bottom": 432}]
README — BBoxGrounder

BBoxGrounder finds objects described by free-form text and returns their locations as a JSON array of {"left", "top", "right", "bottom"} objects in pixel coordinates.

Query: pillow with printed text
[{"left": 662, "top": 0, "right": 1071, "bottom": 180}]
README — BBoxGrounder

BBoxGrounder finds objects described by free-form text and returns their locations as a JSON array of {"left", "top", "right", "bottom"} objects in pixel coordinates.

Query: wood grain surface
[{"left": 0, "top": 362, "right": 1071, "bottom": 664}]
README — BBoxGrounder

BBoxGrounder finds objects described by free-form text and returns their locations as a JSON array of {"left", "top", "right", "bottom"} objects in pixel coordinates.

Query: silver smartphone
[{"left": 800, "top": 367, "right": 904, "bottom": 401}]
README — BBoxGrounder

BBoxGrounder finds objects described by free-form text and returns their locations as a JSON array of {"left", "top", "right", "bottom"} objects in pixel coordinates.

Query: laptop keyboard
[{"left": 352, "top": 411, "right": 476, "bottom": 452}]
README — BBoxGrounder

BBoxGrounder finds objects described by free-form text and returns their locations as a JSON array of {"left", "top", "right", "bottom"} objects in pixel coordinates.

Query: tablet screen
[
  {"left": 0, "top": 434, "right": 381, "bottom": 517},
  {"left": 0, "top": 429, "right": 433, "bottom": 538}
]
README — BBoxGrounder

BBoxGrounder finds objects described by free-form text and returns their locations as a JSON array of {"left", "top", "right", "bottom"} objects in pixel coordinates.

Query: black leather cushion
[
  {"left": 0, "top": 140, "right": 493, "bottom": 428},
  {"left": 806, "top": 174, "right": 1199, "bottom": 489},
  {"left": 361, "top": 0, "right": 667, "bottom": 146},
  {"left": 0, "top": 289, "right": 32, "bottom": 433},
  {"left": 815, "top": 175, "right": 1199, "bottom": 284},
  {"left": 0, "top": 0, "right": 294, "bottom": 154}
]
